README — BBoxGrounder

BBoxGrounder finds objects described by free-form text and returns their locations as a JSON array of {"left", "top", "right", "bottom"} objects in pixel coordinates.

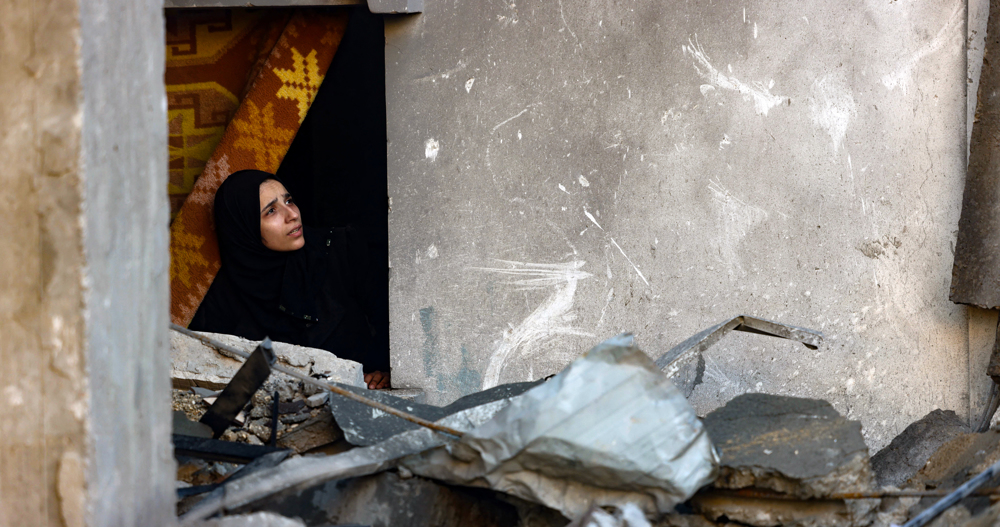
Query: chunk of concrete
[
  {"left": 275, "top": 411, "right": 344, "bottom": 454},
  {"left": 904, "top": 430, "right": 1000, "bottom": 521},
  {"left": 870, "top": 409, "right": 969, "bottom": 488},
  {"left": 304, "top": 392, "right": 328, "bottom": 408},
  {"left": 702, "top": 393, "right": 874, "bottom": 499},
  {"left": 913, "top": 430, "right": 1000, "bottom": 489},
  {"left": 171, "top": 331, "right": 365, "bottom": 390}
]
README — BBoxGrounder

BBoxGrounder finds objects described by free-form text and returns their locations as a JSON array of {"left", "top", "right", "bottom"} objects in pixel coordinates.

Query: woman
[{"left": 189, "top": 169, "right": 390, "bottom": 389}]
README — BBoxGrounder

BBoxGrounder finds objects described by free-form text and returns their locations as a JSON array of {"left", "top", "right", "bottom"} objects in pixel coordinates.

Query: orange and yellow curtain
[{"left": 166, "top": 8, "right": 349, "bottom": 326}]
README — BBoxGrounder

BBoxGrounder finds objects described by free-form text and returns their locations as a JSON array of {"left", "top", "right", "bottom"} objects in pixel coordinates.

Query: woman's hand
[{"left": 364, "top": 371, "right": 391, "bottom": 390}]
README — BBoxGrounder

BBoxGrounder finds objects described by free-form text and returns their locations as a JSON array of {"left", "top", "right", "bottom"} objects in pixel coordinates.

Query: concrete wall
[
  {"left": 386, "top": 0, "right": 974, "bottom": 450},
  {"left": 0, "top": 0, "right": 174, "bottom": 524}
]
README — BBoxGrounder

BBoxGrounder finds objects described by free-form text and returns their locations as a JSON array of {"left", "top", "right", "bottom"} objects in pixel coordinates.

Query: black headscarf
[{"left": 190, "top": 170, "right": 387, "bottom": 371}]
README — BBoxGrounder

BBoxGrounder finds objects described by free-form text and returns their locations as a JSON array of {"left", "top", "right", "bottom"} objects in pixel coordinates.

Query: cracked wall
[{"left": 386, "top": 0, "right": 977, "bottom": 451}]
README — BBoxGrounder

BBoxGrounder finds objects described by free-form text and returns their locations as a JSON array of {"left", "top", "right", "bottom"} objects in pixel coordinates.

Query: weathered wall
[
  {"left": 80, "top": 0, "right": 175, "bottom": 524},
  {"left": 386, "top": 0, "right": 971, "bottom": 450},
  {"left": 1, "top": 0, "right": 90, "bottom": 523},
  {"left": 0, "top": 0, "right": 174, "bottom": 524}
]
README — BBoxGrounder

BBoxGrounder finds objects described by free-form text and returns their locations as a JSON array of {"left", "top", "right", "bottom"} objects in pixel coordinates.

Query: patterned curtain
[{"left": 166, "top": 8, "right": 349, "bottom": 326}]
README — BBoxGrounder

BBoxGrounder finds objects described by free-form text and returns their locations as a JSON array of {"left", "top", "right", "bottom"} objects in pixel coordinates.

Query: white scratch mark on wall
[
  {"left": 425, "top": 139, "right": 440, "bottom": 161},
  {"left": 753, "top": 22, "right": 758, "bottom": 39},
  {"left": 881, "top": 3, "right": 962, "bottom": 93},
  {"left": 415, "top": 60, "right": 467, "bottom": 83},
  {"left": 557, "top": 0, "right": 581, "bottom": 49},
  {"left": 808, "top": 75, "right": 856, "bottom": 154},
  {"left": 610, "top": 237, "right": 649, "bottom": 286},
  {"left": 492, "top": 107, "right": 531, "bottom": 132},
  {"left": 708, "top": 179, "right": 768, "bottom": 276},
  {"left": 426, "top": 244, "right": 439, "bottom": 259},
  {"left": 598, "top": 287, "right": 614, "bottom": 325},
  {"left": 558, "top": 183, "right": 569, "bottom": 194},
  {"left": 473, "top": 260, "right": 593, "bottom": 388},
  {"left": 465, "top": 78, "right": 475, "bottom": 92},
  {"left": 578, "top": 175, "right": 590, "bottom": 187},
  {"left": 584, "top": 209, "right": 603, "bottom": 230},
  {"left": 719, "top": 134, "right": 732, "bottom": 150},
  {"left": 682, "top": 38, "right": 788, "bottom": 116}
]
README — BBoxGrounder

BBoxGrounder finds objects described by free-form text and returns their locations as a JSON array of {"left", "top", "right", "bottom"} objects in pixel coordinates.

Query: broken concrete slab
[
  {"left": 912, "top": 430, "right": 1000, "bottom": 489},
  {"left": 870, "top": 409, "right": 969, "bottom": 489},
  {"left": 275, "top": 411, "right": 344, "bottom": 454},
  {"left": 171, "top": 331, "right": 365, "bottom": 390},
  {"left": 902, "top": 429, "right": 1000, "bottom": 521},
  {"left": 702, "top": 393, "right": 873, "bottom": 499}
]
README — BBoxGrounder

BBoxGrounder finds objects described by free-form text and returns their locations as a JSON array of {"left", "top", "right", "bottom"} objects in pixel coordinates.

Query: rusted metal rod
[
  {"left": 711, "top": 487, "right": 1000, "bottom": 500},
  {"left": 170, "top": 324, "right": 465, "bottom": 439}
]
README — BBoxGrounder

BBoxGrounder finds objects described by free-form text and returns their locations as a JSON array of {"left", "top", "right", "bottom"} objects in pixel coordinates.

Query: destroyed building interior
[{"left": 12, "top": 0, "right": 1000, "bottom": 526}]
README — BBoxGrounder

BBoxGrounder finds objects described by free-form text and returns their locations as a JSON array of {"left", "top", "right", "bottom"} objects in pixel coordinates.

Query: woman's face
[{"left": 259, "top": 179, "right": 305, "bottom": 251}]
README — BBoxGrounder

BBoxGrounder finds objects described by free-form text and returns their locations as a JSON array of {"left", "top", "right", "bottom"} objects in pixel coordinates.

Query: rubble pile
[
  {"left": 171, "top": 377, "right": 337, "bottom": 448},
  {"left": 169, "top": 322, "right": 1000, "bottom": 527}
]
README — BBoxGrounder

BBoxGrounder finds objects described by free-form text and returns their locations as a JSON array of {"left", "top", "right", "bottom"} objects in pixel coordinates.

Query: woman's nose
[{"left": 284, "top": 205, "right": 299, "bottom": 222}]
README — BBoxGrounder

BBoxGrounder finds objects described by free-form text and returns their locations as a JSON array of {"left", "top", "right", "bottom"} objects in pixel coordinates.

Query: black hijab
[{"left": 191, "top": 169, "right": 386, "bottom": 371}]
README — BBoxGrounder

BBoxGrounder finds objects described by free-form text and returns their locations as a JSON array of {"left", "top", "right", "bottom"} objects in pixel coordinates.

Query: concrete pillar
[{"left": 0, "top": 0, "right": 174, "bottom": 525}]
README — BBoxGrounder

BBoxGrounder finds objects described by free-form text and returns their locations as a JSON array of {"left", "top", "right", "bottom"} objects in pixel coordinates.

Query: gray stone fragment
[
  {"left": 276, "top": 411, "right": 343, "bottom": 454},
  {"left": 170, "top": 331, "right": 365, "bottom": 390},
  {"left": 870, "top": 409, "right": 968, "bottom": 488},
  {"left": 702, "top": 393, "right": 874, "bottom": 499},
  {"left": 247, "top": 419, "right": 272, "bottom": 443},
  {"left": 305, "top": 392, "right": 328, "bottom": 408}
]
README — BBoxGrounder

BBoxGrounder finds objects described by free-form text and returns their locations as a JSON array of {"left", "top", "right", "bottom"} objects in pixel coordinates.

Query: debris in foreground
[
  {"left": 691, "top": 393, "right": 875, "bottom": 527},
  {"left": 170, "top": 329, "right": 365, "bottom": 390},
  {"left": 178, "top": 333, "right": 718, "bottom": 524},
  {"left": 703, "top": 393, "right": 874, "bottom": 498},
  {"left": 870, "top": 409, "right": 968, "bottom": 489},
  {"left": 171, "top": 317, "right": 1000, "bottom": 527},
  {"left": 399, "top": 333, "right": 718, "bottom": 518}
]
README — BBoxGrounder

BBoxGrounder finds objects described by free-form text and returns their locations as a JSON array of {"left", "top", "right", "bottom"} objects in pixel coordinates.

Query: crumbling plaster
[
  {"left": 0, "top": 0, "right": 173, "bottom": 524},
  {"left": 386, "top": 0, "right": 979, "bottom": 450}
]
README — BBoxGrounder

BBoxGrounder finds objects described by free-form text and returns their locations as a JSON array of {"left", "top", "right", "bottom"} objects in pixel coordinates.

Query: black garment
[{"left": 189, "top": 170, "right": 388, "bottom": 372}]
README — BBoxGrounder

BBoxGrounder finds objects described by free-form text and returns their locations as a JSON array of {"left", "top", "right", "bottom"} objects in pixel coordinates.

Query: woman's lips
[{"left": 288, "top": 225, "right": 303, "bottom": 238}]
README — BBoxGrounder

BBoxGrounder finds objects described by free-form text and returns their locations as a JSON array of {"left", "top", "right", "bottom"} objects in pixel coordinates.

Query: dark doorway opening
[{"left": 276, "top": 6, "right": 389, "bottom": 373}]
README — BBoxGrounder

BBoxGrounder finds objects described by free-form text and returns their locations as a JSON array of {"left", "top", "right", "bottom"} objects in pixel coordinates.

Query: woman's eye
[{"left": 286, "top": 197, "right": 295, "bottom": 205}]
